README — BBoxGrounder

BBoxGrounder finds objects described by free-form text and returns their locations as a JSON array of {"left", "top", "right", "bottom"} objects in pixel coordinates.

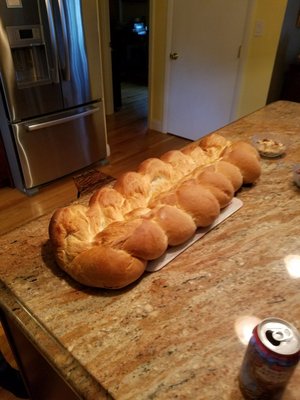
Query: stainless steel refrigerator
[{"left": 0, "top": 0, "right": 109, "bottom": 194}]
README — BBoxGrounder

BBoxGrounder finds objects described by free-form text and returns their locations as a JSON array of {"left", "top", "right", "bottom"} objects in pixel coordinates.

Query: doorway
[{"left": 109, "top": 0, "right": 149, "bottom": 113}]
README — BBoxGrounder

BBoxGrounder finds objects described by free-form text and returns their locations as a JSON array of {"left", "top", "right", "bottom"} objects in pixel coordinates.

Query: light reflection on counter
[
  {"left": 234, "top": 315, "right": 261, "bottom": 345},
  {"left": 284, "top": 255, "right": 300, "bottom": 278}
]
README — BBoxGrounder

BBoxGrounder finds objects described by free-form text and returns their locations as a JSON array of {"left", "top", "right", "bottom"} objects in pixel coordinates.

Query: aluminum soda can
[{"left": 238, "top": 317, "right": 300, "bottom": 399}]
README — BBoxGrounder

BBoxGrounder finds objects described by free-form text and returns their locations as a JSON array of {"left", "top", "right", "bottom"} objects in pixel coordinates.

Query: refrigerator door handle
[
  {"left": 45, "top": 0, "right": 60, "bottom": 83},
  {"left": 25, "top": 106, "right": 99, "bottom": 131},
  {"left": 58, "top": 0, "right": 71, "bottom": 81}
]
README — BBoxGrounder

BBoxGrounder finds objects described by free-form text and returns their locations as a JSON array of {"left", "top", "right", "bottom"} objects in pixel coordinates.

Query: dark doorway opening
[{"left": 109, "top": 0, "right": 149, "bottom": 112}]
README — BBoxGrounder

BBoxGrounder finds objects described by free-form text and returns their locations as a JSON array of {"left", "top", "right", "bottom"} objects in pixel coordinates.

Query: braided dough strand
[{"left": 49, "top": 133, "right": 261, "bottom": 288}]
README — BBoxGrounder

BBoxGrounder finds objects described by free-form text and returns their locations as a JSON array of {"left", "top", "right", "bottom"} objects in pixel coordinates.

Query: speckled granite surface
[{"left": 1, "top": 101, "right": 300, "bottom": 399}]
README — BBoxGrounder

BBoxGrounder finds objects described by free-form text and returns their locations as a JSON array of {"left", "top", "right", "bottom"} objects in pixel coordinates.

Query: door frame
[
  {"left": 98, "top": 0, "right": 114, "bottom": 115},
  {"left": 99, "top": 0, "right": 152, "bottom": 117},
  {"left": 161, "top": 0, "right": 255, "bottom": 134}
]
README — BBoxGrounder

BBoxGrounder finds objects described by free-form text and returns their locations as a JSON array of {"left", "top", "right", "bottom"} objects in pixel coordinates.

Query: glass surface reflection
[
  {"left": 284, "top": 254, "right": 300, "bottom": 278},
  {"left": 234, "top": 315, "right": 261, "bottom": 345}
]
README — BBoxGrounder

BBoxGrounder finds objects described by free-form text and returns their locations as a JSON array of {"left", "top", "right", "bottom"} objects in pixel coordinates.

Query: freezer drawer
[{"left": 12, "top": 102, "right": 107, "bottom": 189}]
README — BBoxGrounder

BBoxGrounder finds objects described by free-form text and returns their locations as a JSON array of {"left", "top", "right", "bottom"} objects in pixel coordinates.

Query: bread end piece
[
  {"left": 68, "top": 246, "right": 147, "bottom": 289},
  {"left": 223, "top": 146, "right": 261, "bottom": 184}
]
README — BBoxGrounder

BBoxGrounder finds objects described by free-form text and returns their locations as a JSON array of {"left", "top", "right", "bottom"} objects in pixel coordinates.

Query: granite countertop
[{"left": 1, "top": 101, "right": 300, "bottom": 399}]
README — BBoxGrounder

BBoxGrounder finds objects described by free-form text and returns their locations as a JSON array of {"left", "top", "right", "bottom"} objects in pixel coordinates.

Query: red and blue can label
[{"left": 239, "top": 318, "right": 300, "bottom": 399}]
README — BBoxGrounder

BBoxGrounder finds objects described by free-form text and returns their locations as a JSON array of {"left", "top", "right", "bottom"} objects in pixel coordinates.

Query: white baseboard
[{"left": 148, "top": 119, "right": 166, "bottom": 133}]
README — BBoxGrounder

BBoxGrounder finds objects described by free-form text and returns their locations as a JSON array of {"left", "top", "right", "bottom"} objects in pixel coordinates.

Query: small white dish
[
  {"left": 252, "top": 133, "right": 287, "bottom": 158},
  {"left": 293, "top": 163, "right": 300, "bottom": 188}
]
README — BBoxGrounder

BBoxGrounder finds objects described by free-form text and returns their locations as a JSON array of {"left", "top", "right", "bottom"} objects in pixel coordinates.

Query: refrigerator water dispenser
[{"left": 6, "top": 25, "right": 51, "bottom": 87}]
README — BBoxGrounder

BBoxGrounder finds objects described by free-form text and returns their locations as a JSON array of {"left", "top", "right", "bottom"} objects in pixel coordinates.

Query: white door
[{"left": 166, "top": 0, "right": 250, "bottom": 140}]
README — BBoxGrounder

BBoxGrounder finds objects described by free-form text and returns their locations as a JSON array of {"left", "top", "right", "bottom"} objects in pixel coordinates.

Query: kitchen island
[{"left": 1, "top": 100, "right": 300, "bottom": 399}]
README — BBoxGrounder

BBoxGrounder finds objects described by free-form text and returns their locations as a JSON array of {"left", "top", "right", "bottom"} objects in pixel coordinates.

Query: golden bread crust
[
  {"left": 49, "top": 133, "right": 261, "bottom": 289},
  {"left": 68, "top": 246, "right": 146, "bottom": 289},
  {"left": 222, "top": 144, "right": 261, "bottom": 184}
]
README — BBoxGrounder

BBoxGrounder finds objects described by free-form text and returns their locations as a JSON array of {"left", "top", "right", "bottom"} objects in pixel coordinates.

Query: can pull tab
[{"left": 266, "top": 328, "right": 292, "bottom": 346}]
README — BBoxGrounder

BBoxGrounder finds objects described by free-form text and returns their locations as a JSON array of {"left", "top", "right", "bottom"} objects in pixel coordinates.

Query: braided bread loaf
[{"left": 49, "top": 133, "right": 261, "bottom": 289}]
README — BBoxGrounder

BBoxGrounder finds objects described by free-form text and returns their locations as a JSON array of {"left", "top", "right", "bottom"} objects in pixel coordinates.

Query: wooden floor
[{"left": 0, "top": 82, "right": 191, "bottom": 399}]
